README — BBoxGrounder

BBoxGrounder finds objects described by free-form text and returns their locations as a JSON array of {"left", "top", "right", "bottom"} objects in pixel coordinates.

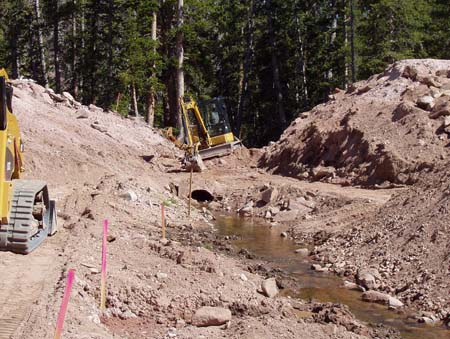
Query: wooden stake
[
  {"left": 161, "top": 204, "right": 166, "bottom": 239},
  {"left": 100, "top": 219, "right": 108, "bottom": 311},
  {"left": 188, "top": 166, "right": 193, "bottom": 217}
]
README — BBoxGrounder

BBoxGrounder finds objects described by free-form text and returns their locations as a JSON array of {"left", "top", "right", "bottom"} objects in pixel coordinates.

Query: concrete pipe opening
[{"left": 191, "top": 189, "right": 214, "bottom": 202}]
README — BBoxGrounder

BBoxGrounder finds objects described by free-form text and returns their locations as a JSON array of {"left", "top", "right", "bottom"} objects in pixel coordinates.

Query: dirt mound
[{"left": 259, "top": 59, "right": 450, "bottom": 186}]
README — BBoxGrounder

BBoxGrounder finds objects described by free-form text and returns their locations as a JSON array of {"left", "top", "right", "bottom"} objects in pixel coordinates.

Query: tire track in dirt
[{"left": 0, "top": 246, "right": 59, "bottom": 339}]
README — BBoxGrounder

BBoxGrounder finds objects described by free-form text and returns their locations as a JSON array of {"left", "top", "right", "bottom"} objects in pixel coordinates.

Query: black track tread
[{"left": 0, "top": 180, "right": 50, "bottom": 254}]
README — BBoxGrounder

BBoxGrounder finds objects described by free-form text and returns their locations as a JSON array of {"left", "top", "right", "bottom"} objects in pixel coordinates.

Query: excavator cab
[
  {"left": 198, "top": 97, "right": 234, "bottom": 146},
  {"left": 180, "top": 96, "right": 241, "bottom": 160}
]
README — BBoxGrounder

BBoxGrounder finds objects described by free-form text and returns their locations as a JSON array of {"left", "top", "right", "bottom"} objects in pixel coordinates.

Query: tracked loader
[{"left": 0, "top": 69, "right": 57, "bottom": 254}]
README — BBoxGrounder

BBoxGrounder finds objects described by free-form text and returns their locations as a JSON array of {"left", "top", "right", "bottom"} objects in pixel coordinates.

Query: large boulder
[
  {"left": 356, "top": 268, "right": 381, "bottom": 290},
  {"left": 361, "top": 290, "right": 390, "bottom": 305},
  {"left": 261, "top": 277, "right": 279, "bottom": 298},
  {"left": 192, "top": 307, "right": 231, "bottom": 327}
]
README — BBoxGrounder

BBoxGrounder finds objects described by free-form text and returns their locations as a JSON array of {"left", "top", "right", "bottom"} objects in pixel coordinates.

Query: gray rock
[
  {"left": 62, "top": 91, "right": 75, "bottom": 102},
  {"left": 237, "top": 201, "right": 254, "bottom": 215},
  {"left": 240, "top": 273, "right": 248, "bottom": 282},
  {"left": 91, "top": 123, "right": 108, "bottom": 133},
  {"left": 121, "top": 191, "right": 138, "bottom": 202},
  {"left": 295, "top": 248, "right": 309, "bottom": 256},
  {"left": 357, "top": 85, "right": 373, "bottom": 94},
  {"left": 89, "top": 103, "right": 103, "bottom": 112},
  {"left": 76, "top": 108, "right": 90, "bottom": 119},
  {"left": 311, "top": 264, "right": 328, "bottom": 272},
  {"left": 280, "top": 232, "right": 288, "bottom": 238},
  {"left": 361, "top": 290, "right": 390, "bottom": 305},
  {"left": 260, "top": 187, "right": 279, "bottom": 204},
  {"left": 261, "top": 278, "right": 279, "bottom": 298},
  {"left": 312, "top": 166, "right": 336, "bottom": 181},
  {"left": 444, "top": 116, "right": 450, "bottom": 128},
  {"left": 417, "top": 95, "right": 435, "bottom": 111},
  {"left": 192, "top": 307, "right": 231, "bottom": 327},
  {"left": 418, "top": 316, "right": 437, "bottom": 325},
  {"left": 156, "top": 272, "right": 168, "bottom": 280},
  {"left": 388, "top": 296, "right": 404, "bottom": 308},
  {"left": 343, "top": 281, "right": 365, "bottom": 292},
  {"left": 357, "top": 268, "right": 380, "bottom": 290},
  {"left": 119, "top": 310, "right": 137, "bottom": 320}
]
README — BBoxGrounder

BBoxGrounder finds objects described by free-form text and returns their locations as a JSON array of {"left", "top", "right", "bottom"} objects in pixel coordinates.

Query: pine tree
[{"left": 358, "top": 0, "right": 431, "bottom": 78}]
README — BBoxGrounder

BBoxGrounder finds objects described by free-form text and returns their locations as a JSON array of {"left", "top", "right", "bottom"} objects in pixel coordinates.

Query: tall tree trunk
[
  {"left": 34, "top": 0, "right": 48, "bottom": 87},
  {"left": 236, "top": 0, "right": 256, "bottom": 138},
  {"left": 146, "top": 11, "right": 157, "bottom": 127},
  {"left": 175, "top": 0, "right": 184, "bottom": 138},
  {"left": 328, "top": 1, "right": 338, "bottom": 81},
  {"left": 71, "top": 0, "right": 78, "bottom": 96},
  {"left": 350, "top": 0, "right": 357, "bottom": 83},
  {"left": 79, "top": 0, "right": 85, "bottom": 96},
  {"left": 294, "top": 12, "right": 308, "bottom": 107},
  {"left": 131, "top": 82, "right": 139, "bottom": 117},
  {"left": 53, "top": 0, "right": 61, "bottom": 93},
  {"left": 10, "top": 23, "right": 20, "bottom": 79},
  {"left": 343, "top": 6, "right": 349, "bottom": 88},
  {"left": 28, "top": 20, "right": 38, "bottom": 81},
  {"left": 267, "top": 0, "right": 287, "bottom": 129},
  {"left": 107, "top": 0, "right": 114, "bottom": 106}
]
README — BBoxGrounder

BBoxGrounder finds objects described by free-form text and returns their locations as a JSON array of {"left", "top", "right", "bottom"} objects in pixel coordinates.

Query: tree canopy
[{"left": 0, "top": 0, "right": 448, "bottom": 146}]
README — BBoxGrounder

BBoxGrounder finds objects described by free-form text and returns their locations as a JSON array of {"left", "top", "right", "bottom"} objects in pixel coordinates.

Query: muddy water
[{"left": 214, "top": 215, "right": 449, "bottom": 339}]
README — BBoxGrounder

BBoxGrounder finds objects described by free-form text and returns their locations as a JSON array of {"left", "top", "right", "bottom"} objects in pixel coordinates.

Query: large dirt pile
[{"left": 259, "top": 59, "right": 450, "bottom": 186}]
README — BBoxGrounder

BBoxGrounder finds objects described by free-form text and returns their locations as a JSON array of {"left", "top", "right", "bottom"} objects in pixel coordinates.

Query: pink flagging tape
[
  {"left": 54, "top": 269, "right": 75, "bottom": 339},
  {"left": 100, "top": 219, "right": 108, "bottom": 311}
]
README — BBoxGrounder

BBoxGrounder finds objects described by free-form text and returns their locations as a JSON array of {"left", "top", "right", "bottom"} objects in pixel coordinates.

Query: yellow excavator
[
  {"left": 167, "top": 96, "right": 242, "bottom": 164},
  {"left": 0, "top": 69, "right": 57, "bottom": 254}
]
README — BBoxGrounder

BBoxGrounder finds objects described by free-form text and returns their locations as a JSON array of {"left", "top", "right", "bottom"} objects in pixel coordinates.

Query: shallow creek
[{"left": 214, "top": 215, "right": 449, "bottom": 339}]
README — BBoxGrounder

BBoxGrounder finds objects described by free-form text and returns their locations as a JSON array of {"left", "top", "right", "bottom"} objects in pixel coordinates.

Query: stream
[{"left": 214, "top": 215, "right": 449, "bottom": 339}]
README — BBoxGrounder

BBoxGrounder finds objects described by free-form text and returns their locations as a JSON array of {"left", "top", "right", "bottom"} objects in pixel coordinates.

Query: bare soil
[
  {"left": 0, "top": 58, "right": 448, "bottom": 339},
  {"left": 0, "top": 80, "right": 373, "bottom": 339}
]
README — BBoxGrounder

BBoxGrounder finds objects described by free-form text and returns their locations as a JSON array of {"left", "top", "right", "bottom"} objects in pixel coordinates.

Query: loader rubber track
[{"left": 0, "top": 180, "right": 56, "bottom": 254}]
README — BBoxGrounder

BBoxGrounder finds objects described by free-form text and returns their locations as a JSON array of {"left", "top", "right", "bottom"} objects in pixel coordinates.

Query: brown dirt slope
[
  {"left": 259, "top": 59, "right": 450, "bottom": 186},
  {"left": 0, "top": 80, "right": 374, "bottom": 339}
]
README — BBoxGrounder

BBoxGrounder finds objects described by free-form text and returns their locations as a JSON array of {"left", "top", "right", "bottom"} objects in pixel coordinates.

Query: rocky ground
[
  {"left": 0, "top": 58, "right": 448, "bottom": 339},
  {"left": 0, "top": 79, "right": 380, "bottom": 339},
  {"left": 258, "top": 59, "right": 450, "bottom": 327}
]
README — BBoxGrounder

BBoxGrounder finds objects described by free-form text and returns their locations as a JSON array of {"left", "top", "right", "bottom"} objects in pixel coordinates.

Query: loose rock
[
  {"left": 192, "top": 307, "right": 232, "bottom": 327},
  {"left": 261, "top": 278, "right": 279, "bottom": 298}
]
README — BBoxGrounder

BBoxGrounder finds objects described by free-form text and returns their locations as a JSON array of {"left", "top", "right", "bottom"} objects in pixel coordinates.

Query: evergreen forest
[{"left": 1, "top": 0, "right": 449, "bottom": 146}]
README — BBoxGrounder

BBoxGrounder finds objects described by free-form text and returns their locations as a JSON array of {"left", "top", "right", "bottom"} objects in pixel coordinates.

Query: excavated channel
[{"left": 214, "top": 215, "right": 449, "bottom": 339}]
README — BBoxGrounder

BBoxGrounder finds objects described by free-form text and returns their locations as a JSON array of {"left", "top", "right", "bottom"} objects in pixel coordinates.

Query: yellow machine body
[
  {"left": 0, "top": 68, "right": 57, "bottom": 254},
  {"left": 179, "top": 97, "right": 242, "bottom": 160},
  {"left": 0, "top": 68, "right": 23, "bottom": 224}
]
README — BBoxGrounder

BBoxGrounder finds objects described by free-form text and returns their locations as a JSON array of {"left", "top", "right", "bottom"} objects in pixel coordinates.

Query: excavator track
[{"left": 0, "top": 180, "right": 57, "bottom": 254}]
